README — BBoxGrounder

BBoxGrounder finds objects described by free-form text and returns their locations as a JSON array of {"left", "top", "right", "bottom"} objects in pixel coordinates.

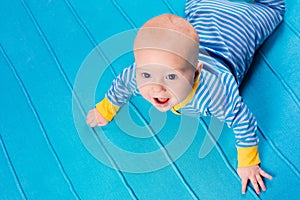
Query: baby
[{"left": 86, "top": 0, "right": 285, "bottom": 195}]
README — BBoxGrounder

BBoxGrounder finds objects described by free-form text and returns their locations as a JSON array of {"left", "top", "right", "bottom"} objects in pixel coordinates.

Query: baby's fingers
[
  {"left": 256, "top": 174, "right": 266, "bottom": 192},
  {"left": 86, "top": 116, "right": 92, "bottom": 125},
  {"left": 86, "top": 118, "right": 97, "bottom": 127},
  {"left": 241, "top": 178, "right": 248, "bottom": 194},
  {"left": 86, "top": 110, "right": 98, "bottom": 127},
  {"left": 260, "top": 169, "right": 273, "bottom": 180},
  {"left": 250, "top": 177, "right": 260, "bottom": 195}
]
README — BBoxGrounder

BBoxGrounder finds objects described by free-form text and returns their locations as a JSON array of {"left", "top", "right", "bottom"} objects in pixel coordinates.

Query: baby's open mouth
[{"left": 153, "top": 97, "right": 170, "bottom": 105}]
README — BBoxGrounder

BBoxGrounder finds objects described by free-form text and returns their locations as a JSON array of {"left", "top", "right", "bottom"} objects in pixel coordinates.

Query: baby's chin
[{"left": 154, "top": 106, "right": 172, "bottom": 112}]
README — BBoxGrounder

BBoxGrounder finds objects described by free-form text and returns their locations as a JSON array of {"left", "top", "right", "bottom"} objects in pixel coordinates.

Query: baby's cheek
[
  {"left": 167, "top": 82, "right": 191, "bottom": 98},
  {"left": 136, "top": 78, "right": 145, "bottom": 89},
  {"left": 137, "top": 78, "right": 149, "bottom": 91},
  {"left": 138, "top": 86, "right": 150, "bottom": 99}
]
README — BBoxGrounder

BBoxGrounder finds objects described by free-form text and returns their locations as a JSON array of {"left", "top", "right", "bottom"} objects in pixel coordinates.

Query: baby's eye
[
  {"left": 142, "top": 73, "right": 151, "bottom": 78},
  {"left": 167, "top": 74, "right": 177, "bottom": 80}
]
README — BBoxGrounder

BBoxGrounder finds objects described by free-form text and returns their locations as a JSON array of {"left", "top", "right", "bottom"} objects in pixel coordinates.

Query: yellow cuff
[
  {"left": 95, "top": 97, "right": 120, "bottom": 121},
  {"left": 237, "top": 146, "right": 260, "bottom": 168}
]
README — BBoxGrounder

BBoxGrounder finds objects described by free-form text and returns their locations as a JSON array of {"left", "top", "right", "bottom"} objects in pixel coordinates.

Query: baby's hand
[
  {"left": 237, "top": 165, "right": 272, "bottom": 195},
  {"left": 86, "top": 108, "right": 109, "bottom": 127}
]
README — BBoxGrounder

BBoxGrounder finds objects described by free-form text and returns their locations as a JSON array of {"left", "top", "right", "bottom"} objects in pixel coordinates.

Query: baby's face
[{"left": 135, "top": 50, "right": 197, "bottom": 112}]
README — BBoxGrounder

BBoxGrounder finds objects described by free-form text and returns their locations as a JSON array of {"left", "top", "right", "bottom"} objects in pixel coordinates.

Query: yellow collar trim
[{"left": 171, "top": 76, "right": 200, "bottom": 115}]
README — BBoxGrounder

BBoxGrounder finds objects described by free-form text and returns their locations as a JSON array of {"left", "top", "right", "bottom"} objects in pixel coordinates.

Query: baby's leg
[
  {"left": 247, "top": 0, "right": 285, "bottom": 48},
  {"left": 185, "top": 0, "right": 285, "bottom": 84},
  {"left": 237, "top": 0, "right": 285, "bottom": 81}
]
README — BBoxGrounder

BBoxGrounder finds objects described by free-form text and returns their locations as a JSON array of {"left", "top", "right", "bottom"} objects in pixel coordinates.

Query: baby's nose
[{"left": 151, "top": 84, "right": 166, "bottom": 92}]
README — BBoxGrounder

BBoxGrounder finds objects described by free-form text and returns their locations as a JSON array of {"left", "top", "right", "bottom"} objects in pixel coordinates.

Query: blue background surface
[{"left": 0, "top": 0, "right": 299, "bottom": 199}]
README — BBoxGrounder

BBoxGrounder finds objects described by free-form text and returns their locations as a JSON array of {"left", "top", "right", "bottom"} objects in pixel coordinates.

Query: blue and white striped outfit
[{"left": 102, "top": 0, "right": 285, "bottom": 155}]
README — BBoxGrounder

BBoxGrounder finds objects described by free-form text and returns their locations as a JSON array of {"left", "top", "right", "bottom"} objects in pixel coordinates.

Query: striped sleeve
[
  {"left": 223, "top": 76, "right": 259, "bottom": 148},
  {"left": 105, "top": 64, "right": 137, "bottom": 107},
  {"left": 206, "top": 72, "right": 260, "bottom": 167},
  {"left": 95, "top": 64, "right": 137, "bottom": 121},
  {"left": 206, "top": 72, "right": 259, "bottom": 148}
]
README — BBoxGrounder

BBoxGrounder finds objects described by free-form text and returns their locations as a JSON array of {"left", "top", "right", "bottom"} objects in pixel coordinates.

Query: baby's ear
[
  {"left": 194, "top": 62, "right": 202, "bottom": 81},
  {"left": 197, "top": 62, "right": 203, "bottom": 71}
]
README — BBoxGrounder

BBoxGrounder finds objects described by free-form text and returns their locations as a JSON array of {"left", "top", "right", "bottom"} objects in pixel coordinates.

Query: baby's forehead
[
  {"left": 135, "top": 49, "right": 192, "bottom": 69},
  {"left": 134, "top": 27, "right": 197, "bottom": 51},
  {"left": 136, "top": 63, "right": 187, "bottom": 71},
  {"left": 134, "top": 27, "right": 199, "bottom": 68}
]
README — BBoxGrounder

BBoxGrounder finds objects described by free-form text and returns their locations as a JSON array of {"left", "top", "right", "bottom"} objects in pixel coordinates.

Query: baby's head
[{"left": 134, "top": 14, "right": 201, "bottom": 112}]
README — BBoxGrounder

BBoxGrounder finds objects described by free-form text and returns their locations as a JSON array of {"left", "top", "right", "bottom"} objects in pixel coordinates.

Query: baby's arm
[
  {"left": 209, "top": 73, "right": 272, "bottom": 194},
  {"left": 227, "top": 91, "right": 273, "bottom": 195},
  {"left": 86, "top": 64, "right": 137, "bottom": 127},
  {"left": 235, "top": 0, "right": 285, "bottom": 194},
  {"left": 226, "top": 92, "right": 273, "bottom": 195}
]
